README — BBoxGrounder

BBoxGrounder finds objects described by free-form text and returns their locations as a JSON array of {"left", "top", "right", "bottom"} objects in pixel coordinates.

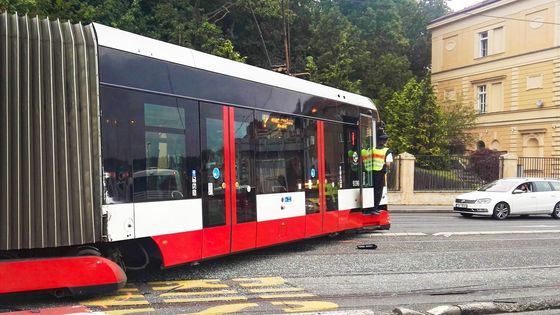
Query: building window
[
  {"left": 477, "top": 85, "right": 487, "bottom": 113},
  {"left": 479, "top": 31, "right": 488, "bottom": 57}
]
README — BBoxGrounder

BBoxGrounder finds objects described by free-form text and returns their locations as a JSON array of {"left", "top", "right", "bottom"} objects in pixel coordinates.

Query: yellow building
[{"left": 428, "top": 0, "right": 560, "bottom": 157}]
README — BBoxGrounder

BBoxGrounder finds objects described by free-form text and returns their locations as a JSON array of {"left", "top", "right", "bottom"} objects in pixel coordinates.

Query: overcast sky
[{"left": 447, "top": 0, "right": 483, "bottom": 12}]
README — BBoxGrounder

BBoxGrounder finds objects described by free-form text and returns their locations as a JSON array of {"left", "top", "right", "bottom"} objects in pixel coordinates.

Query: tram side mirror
[{"left": 171, "top": 191, "right": 184, "bottom": 199}]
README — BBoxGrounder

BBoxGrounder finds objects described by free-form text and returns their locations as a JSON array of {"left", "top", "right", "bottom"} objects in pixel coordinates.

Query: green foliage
[
  {"left": 2, "top": 0, "right": 455, "bottom": 148},
  {"left": 468, "top": 148, "right": 501, "bottom": 182},
  {"left": 2, "top": 0, "right": 450, "bottom": 91},
  {"left": 397, "top": 0, "right": 450, "bottom": 77},
  {"left": 0, "top": 0, "right": 36, "bottom": 14},
  {"left": 336, "top": 0, "right": 413, "bottom": 102},
  {"left": 384, "top": 76, "right": 447, "bottom": 156},
  {"left": 305, "top": 4, "right": 364, "bottom": 93},
  {"left": 441, "top": 94, "right": 477, "bottom": 154}
]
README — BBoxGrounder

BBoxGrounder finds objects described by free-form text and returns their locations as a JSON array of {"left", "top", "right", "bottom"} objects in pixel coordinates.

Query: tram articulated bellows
[{"left": 0, "top": 13, "right": 102, "bottom": 251}]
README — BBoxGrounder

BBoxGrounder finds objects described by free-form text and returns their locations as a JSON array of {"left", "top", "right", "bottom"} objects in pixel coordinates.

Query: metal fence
[
  {"left": 387, "top": 156, "right": 400, "bottom": 191},
  {"left": 413, "top": 155, "right": 498, "bottom": 191},
  {"left": 517, "top": 157, "right": 560, "bottom": 178}
]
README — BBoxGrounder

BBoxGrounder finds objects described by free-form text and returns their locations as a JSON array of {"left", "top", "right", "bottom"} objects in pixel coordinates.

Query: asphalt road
[{"left": 3, "top": 211, "right": 560, "bottom": 314}]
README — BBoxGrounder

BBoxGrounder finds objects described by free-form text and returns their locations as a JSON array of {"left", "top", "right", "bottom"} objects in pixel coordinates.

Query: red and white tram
[{"left": 0, "top": 13, "right": 390, "bottom": 296}]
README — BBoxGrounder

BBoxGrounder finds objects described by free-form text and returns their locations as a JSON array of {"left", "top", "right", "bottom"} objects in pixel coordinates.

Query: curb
[
  {"left": 393, "top": 299, "right": 560, "bottom": 315},
  {"left": 389, "top": 205, "right": 453, "bottom": 213},
  {"left": 389, "top": 209, "right": 453, "bottom": 213}
]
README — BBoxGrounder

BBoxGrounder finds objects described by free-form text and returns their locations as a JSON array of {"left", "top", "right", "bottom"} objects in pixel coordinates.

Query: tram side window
[
  {"left": 360, "top": 117, "right": 374, "bottom": 188},
  {"left": 135, "top": 103, "right": 190, "bottom": 202},
  {"left": 101, "top": 86, "right": 135, "bottom": 204},
  {"left": 303, "top": 119, "right": 319, "bottom": 214},
  {"left": 324, "top": 123, "right": 344, "bottom": 211},
  {"left": 343, "top": 126, "right": 360, "bottom": 189},
  {"left": 101, "top": 88, "right": 200, "bottom": 204},
  {"left": 234, "top": 107, "right": 257, "bottom": 223},
  {"left": 255, "top": 112, "right": 304, "bottom": 194}
]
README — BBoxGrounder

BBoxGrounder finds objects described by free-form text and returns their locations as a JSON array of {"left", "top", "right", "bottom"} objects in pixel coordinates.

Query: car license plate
[{"left": 456, "top": 203, "right": 468, "bottom": 208}]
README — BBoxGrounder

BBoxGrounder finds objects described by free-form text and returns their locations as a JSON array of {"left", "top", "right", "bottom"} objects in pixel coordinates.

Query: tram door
[
  {"left": 304, "top": 121, "right": 338, "bottom": 237},
  {"left": 359, "top": 115, "right": 375, "bottom": 211},
  {"left": 200, "top": 104, "right": 256, "bottom": 259}
]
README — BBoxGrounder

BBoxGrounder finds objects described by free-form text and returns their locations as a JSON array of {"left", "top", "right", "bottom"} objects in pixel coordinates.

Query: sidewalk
[{"left": 389, "top": 204, "right": 453, "bottom": 213}]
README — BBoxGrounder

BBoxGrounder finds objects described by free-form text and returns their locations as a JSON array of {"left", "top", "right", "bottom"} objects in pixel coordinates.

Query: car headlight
[{"left": 475, "top": 198, "right": 491, "bottom": 204}]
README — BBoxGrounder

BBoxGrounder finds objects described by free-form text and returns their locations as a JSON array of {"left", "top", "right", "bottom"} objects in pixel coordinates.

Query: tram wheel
[{"left": 74, "top": 246, "right": 102, "bottom": 257}]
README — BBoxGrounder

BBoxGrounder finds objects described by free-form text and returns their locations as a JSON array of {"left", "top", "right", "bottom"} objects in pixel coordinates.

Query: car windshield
[{"left": 478, "top": 180, "right": 517, "bottom": 192}]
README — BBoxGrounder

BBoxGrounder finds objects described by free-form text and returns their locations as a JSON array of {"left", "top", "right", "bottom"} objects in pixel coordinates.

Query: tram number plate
[{"left": 456, "top": 203, "right": 468, "bottom": 208}]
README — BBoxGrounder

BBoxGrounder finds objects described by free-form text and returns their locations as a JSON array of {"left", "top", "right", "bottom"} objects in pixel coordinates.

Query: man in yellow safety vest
[{"left": 368, "top": 133, "right": 392, "bottom": 215}]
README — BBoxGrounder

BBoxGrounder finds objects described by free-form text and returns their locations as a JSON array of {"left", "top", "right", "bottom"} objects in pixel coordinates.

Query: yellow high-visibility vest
[
  {"left": 361, "top": 148, "right": 373, "bottom": 171},
  {"left": 372, "top": 147, "right": 389, "bottom": 171}
]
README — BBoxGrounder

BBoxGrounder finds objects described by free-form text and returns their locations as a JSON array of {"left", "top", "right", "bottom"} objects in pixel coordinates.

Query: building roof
[{"left": 429, "top": 0, "right": 501, "bottom": 27}]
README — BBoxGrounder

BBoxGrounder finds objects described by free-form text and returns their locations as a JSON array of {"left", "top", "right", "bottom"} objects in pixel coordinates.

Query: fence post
[
  {"left": 398, "top": 152, "right": 416, "bottom": 203},
  {"left": 499, "top": 153, "right": 518, "bottom": 178}
]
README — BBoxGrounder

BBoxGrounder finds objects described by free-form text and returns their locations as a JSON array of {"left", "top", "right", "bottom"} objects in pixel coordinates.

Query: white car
[{"left": 453, "top": 178, "right": 560, "bottom": 220}]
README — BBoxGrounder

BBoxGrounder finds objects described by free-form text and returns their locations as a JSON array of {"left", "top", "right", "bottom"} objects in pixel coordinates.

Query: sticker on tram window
[
  {"left": 352, "top": 152, "right": 359, "bottom": 164},
  {"left": 310, "top": 168, "right": 316, "bottom": 178},
  {"left": 353, "top": 180, "right": 360, "bottom": 187},
  {"left": 212, "top": 168, "right": 220, "bottom": 179}
]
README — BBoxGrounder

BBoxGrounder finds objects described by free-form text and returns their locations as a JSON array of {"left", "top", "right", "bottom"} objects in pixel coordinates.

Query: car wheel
[
  {"left": 551, "top": 202, "right": 560, "bottom": 219},
  {"left": 460, "top": 213, "right": 473, "bottom": 218},
  {"left": 493, "top": 202, "right": 510, "bottom": 220}
]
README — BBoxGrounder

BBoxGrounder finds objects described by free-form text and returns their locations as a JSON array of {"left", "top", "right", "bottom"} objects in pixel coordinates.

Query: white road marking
[
  {"left": 511, "top": 225, "right": 558, "bottom": 228},
  {"left": 275, "top": 310, "right": 375, "bottom": 315},
  {"left": 433, "top": 230, "right": 560, "bottom": 236},
  {"left": 369, "top": 232, "right": 428, "bottom": 236},
  {"left": 370, "top": 230, "right": 560, "bottom": 237}
]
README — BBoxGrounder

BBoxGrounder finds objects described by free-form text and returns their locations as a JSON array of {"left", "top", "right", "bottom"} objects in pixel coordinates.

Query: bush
[{"left": 468, "top": 149, "right": 501, "bottom": 182}]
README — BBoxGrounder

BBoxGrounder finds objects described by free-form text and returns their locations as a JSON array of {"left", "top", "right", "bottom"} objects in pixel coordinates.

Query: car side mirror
[{"left": 513, "top": 189, "right": 523, "bottom": 194}]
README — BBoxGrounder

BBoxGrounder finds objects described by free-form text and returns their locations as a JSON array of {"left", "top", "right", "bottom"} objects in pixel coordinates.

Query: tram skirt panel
[{"left": 0, "top": 13, "right": 102, "bottom": 251}]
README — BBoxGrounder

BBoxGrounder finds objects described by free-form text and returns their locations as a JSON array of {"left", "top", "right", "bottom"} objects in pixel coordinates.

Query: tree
[
  {"left": 383, "top": 76, "right": 447, "bottom": 156},
  {"left": 197, "top": 0, "right": 288, "bottom": 68},
  {"left": 336, "top": 0, "right": 413, "bottom": 102},
  {"left": 304, "top": 4, "right": 365, "bottom": 93},
  {"left": 2, "top": 0, "right": 247, "bottom": 63},
  {"left": 397, "top": 0, "right": 450, "bottom": 78},
  {"left": 0, "top": 0, "right": 36, "bottom": 14},
  {"left": 441, "top": 94, "right": 477, "bottom": 154},
  {"left": 468, "top": 148, "right": 501, "bottom": 182}
]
